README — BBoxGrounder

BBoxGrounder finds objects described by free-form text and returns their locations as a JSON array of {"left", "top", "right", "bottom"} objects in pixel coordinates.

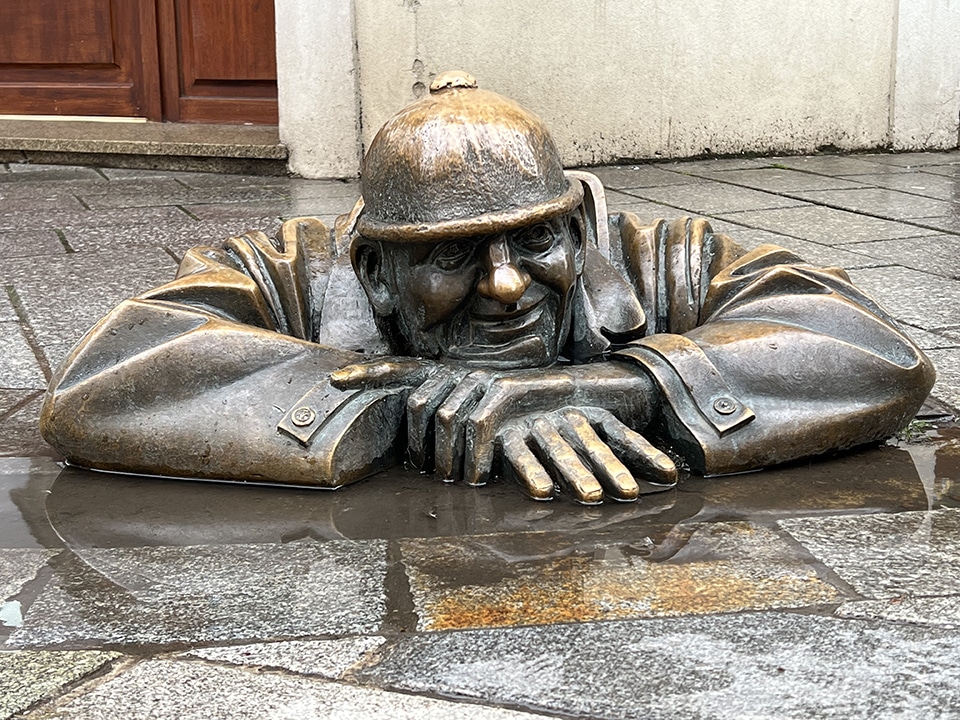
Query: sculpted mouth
[
  {"left": 470, "top": 297, "right": 544, "bottom": 323},
  {"left": 444, "top": 302, "right": 552, "bottom": 368},
  {"left": 469, "top": 303, "right": 544, "bottom": 334}
]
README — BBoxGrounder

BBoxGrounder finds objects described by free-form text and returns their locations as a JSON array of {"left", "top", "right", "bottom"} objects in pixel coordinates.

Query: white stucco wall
[
  {"left": 275, "top": 0, "right": 361, "bottom": 177},
  {"left": 276, "top": 0, "right": 960, "bottom": 177},
  {"left": 892, "top": 0, "right": 960, "bottom": 150},
  {"left": 353, "top": 0, "right": 897, "bottom": 167}
]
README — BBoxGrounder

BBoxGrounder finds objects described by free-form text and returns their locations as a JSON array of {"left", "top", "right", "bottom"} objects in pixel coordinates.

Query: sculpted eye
[
  {"left": 431, "top": 240, "right": 474, "bottom": 271},
  {"left": 515, "top": 223, "right": 555, "bottom": 254}
]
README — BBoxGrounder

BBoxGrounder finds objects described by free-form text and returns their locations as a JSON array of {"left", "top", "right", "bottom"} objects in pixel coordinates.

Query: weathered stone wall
[
  {"left": 353, "top": 0, "right": 896, "bottom": 167},
  {"left": 275, "top": 0, "right": 960, "bottom": 178}
]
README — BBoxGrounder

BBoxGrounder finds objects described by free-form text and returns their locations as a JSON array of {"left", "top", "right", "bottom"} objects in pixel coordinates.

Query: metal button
[
  {"left": 713, "top": 397, "right": 737, "bottom": 415},
  {"left": 291, "top": 406, "right": 317, "bottom": 427}
]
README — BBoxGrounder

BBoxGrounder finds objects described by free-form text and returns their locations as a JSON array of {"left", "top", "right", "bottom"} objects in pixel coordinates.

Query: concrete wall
[
  {"left": 276, "top": 0, "right": 960, "bottom": 178},
  {"left": 275, "top": 0, "right": 361, "bottom": 177},
  {"left": 892, "top": 0, "right": 960, "bottom": 150}
]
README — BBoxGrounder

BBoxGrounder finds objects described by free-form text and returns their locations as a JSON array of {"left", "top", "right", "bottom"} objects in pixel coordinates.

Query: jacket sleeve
[
  {"left": 39, "top": 218, "right": 405, "bottom": 487},
  {"left": 611, "top": 214, "right": 936, "bottom": 475}
]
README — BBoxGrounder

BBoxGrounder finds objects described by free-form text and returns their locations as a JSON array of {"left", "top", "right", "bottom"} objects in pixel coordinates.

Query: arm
[
  {"left": 611, "top": 214, "right": 936, "bottom": 474},
  {"left": 40, "top": 218, "right": 405, "bottom": 487}
]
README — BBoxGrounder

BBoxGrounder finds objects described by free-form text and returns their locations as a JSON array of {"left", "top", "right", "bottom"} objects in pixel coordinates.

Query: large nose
[{"left": 476, "top": 235, "right": 531, "bottom": 304}]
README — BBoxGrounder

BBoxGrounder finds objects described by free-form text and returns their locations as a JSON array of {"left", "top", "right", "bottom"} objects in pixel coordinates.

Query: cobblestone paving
[{"left": 2, "top": 154, "right": 960, "bottom": 719}]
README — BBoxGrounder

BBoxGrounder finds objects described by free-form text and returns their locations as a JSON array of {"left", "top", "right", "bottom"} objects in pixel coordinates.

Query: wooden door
[
  {"left": 0, "top": 0, "right": 162, "bottom": 119},
  {"left": 157, "top": 0, "right": 278, "bottom": 124}
]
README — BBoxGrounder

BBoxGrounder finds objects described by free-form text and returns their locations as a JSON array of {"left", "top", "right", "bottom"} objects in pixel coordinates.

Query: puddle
[
  {"left": 12, "top": 424, "right": 955, "bottom": 550},
  {"left": 1, "top": 422, "right": 958, "bottom": 641}
]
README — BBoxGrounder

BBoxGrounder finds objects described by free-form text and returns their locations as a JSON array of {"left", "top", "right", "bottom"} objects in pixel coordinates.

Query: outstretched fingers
[
  {"left": 498, "top": 407, "right": 676, "bottom": 503},
  {"left": 590, "top": 408, "right": 678, "bottom": 489},
  {"left": 557, "top": 409, "right": 639, "bottom": 501},
  {"left": 500, "top": 425, "right": 554, "bottom": 500},
  {"left": 530, "top": 417, "right": 604, "bottom": 504}
]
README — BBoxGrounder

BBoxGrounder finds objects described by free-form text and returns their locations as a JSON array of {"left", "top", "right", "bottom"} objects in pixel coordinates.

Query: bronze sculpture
[{"left": 40, "top": 71, "right": 936, "bottom": 503}]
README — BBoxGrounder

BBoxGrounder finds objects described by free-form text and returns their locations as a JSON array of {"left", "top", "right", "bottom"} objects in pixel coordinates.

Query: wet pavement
[{"left": 2, "top": 153, "right": 960, "bottom": 718}]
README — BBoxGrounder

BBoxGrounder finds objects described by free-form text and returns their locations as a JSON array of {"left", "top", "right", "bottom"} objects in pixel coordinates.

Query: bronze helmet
[{"left": 356, "top": 71, "right": 583, "bottom": 242}]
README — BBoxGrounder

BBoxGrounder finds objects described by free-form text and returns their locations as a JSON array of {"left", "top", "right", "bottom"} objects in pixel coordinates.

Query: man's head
[{"left": 352, "top": 71, "right": 587, "bottom": 369}]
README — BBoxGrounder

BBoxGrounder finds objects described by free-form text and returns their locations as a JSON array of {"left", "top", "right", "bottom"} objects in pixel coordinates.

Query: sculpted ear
[{"left": 351, "top": 237, "right": 396, "bottom": 316}]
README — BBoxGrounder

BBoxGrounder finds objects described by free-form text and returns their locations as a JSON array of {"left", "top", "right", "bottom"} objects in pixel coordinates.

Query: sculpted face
[{"left": 361, "top": 214, "right": 584, "bottom": 369}]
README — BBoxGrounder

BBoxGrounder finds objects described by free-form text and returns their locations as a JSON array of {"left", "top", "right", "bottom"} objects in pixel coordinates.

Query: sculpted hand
[
  {"left": 331, "top": 358, "right": 676, "bottom": 503},
  {"left": 499, "top": 407, "right": 677, "bottom": 504}
]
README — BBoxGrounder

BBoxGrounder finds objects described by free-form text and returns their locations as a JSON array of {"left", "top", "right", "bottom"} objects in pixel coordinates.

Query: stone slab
[
  {"left": 78, "top": 186, "right": 283, "bottom": 211},
  {"left": 401, "top": 521, "right": 841, "bottom": 632},
  {"left": 627, "top": 182, "right": 807, "bottom": 215},
  {"left": 0, "top": 549, "right": 56, "bottom": 602},
  {"left": 602, "top": 191, "right": 676, "bottom": 221},
  {"left": 840, "top": 171, "right": 960, "bottom": 201},
  {"left": 579, "top": 164, "right": 702, "bottom": 190},
  {"left": 845, "top": 235, "right": 960, "bottom": 279},
  {"left": 912, "top": 163, "right": 960, "bottom": 179},
  {"left": 715, "top": 205, "right": 939, "bottom": 246},
  {"left": 685, "top": 167, "right": 868, "bottom": 193},
  {"left": 778, "top": 508, "right": 960, "bottom": 599},
  {"left": 361, "top": 612, "right": 960, "bottom": 720},
  {"left": 0, "top": 456, "right": 62, "bottom": 548},
  {"left": 0, "top": 650, "right": 119, "bottom": 718},
  {"left": 0, "top": 206, "right": 193, "bottom": 234},
  {"left": 898, "top": 325, "right": 960, "bottom": 351},
  {"left": 862, "top": 151, "right": 960, "bottom": 168},
  {"left": 724, "top": 227, "right": 885, "bottom": 269},
  {"left": 836, "top": 596, "right": 960, "bottom": 628},
  {"left": 666, "top": 157, "right": 779, "bottom": 172},
  {"left": 907, "top": 214, "right": 960, "bottom": 234},
  {"left": 0, "top": 323, "right": 45, "bottom": 390},
  {"left": 788, "top": 187, "right": 956, "bottom": 220},
  {"left": 30, "top": 658, "right": 550, "bottom": 720},
  {"left": 846, "top": 265, "right": 960, "bottom": 329},
  {"left": 1, "top": 165, "right": 103, "bottom": 182},
  {"left": 1, "top": 248, "right": 177, "bottom": 367},
  {"left": 924, "top": 349, "right": 960, "bottom": 412},
  {"left": 0, "top": 393, "right": 50, "bottom": 458},
  {"left": 183, "top": 636, "right": 385, "bottom": 678},
  {"left": 11, "top": 540, "right": 388, "bottom": 647},
  {"left": 0, "top": 295, "right": 14, "bottom": 323},
  {"left": 772, "top": 155, "right": 908, "bottom": 176},
  {"left": 179, "top": 200, "right": 288, "bottom": 222},
  {"left": 0, "top": 229, "right": 66, "bottom": 259},
  {"left": 0, "top": 195, "right": 86, "bottom": 218},
  {"left": 62, "top": 216, "right": 283, "bottom": 257}
]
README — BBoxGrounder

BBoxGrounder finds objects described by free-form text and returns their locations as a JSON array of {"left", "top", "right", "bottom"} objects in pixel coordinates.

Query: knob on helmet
[{"left": 356, "top": 71, "right": 583, "bottom": 242}]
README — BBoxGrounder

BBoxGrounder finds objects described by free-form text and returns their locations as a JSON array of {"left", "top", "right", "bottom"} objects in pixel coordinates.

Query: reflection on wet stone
[
  {"left": 402, "top": 521, "right": 841, "bottom": 631},
  {"left": 779, "top": 508, "right": 960, "bottom": 599},
  {"left": 11, "top": 541, "right": 387, "bottom": 648}
]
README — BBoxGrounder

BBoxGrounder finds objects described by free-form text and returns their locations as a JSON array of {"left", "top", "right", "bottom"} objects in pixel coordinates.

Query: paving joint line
[
  {"left": 0, "top": 388, "right": 44, "bottom": 423},
  {"left": 4, "top": 284, "right": 52, "bottom": 382},
  {"left": 650, "top": 169, "right": 960, "bottom": 239}
]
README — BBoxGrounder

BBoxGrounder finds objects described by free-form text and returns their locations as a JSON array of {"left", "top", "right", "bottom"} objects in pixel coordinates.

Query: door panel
[
  {"left": 158, "top": 0, "right": 278, "bottom": 124},
  {"left": 0, "top": 0, "right": 161, "bottom": 119}
]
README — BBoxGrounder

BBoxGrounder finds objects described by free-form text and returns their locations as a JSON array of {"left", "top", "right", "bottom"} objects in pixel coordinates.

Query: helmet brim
[{"left": 355, "top": 172, "right": 584, "bottom": 242}]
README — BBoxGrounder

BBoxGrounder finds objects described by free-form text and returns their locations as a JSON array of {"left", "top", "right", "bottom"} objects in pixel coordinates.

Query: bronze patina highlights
[{"left": 39, "top": 71, "right": 936, "bottom": 504}]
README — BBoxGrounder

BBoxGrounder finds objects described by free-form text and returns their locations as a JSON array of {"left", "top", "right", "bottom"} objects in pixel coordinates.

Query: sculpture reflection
[{"left": 40, "top": 71, "right": 935, "bottom": 503}]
